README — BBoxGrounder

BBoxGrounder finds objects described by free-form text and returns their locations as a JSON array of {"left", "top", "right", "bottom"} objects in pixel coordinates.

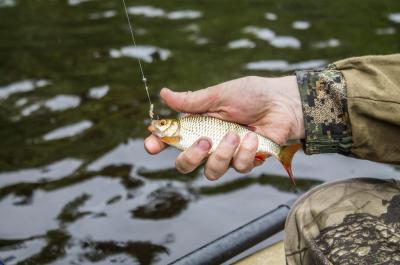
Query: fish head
[{"left": 148, "top": 119, "right": 180, "bottom": 138}]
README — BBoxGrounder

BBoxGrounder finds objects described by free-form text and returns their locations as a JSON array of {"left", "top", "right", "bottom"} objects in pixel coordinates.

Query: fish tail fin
[{"left": 278, "top": 144, "right": 302, "bottom": 186}]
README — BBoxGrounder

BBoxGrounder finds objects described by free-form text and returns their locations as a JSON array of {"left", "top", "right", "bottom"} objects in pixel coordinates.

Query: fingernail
[
  {"left": 245, "top": 132, "right": 257, "bottom": 141},
  {"left": 161, "top": 87, "right": 170, "bottom": 94},
  {"left": 225, "top": 133, "right": 239, "bottom": 145},
  {"left": 197, "top": 139, "right": 211, "bottom": 151}
]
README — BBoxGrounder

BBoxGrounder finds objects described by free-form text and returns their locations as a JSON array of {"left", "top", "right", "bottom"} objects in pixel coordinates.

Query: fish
[{"left": 148, "top": 115, "right": 301, "bottom": 185}]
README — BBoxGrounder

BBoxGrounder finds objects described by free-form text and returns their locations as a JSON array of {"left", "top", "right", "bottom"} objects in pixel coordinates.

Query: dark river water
[{"left": 0, "top": 0, "right": 399, "bottom": 264}]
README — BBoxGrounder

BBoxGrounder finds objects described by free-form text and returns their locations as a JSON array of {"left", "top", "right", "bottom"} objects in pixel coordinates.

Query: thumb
[{"left": 160, "top": 87, "right": 219, "bottom": 114}]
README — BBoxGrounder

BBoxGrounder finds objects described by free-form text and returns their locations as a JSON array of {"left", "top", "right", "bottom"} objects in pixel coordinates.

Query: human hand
[{"left": 145, "top": 76, "right": 304, "bottom": 180}]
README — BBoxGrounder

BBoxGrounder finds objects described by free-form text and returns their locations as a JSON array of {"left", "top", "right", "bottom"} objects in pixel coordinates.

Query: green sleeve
[{"left": 296, "top": 54, "right": 400, "bottom": 165}]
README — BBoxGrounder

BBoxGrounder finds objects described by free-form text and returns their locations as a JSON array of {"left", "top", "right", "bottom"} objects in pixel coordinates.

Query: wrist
[
  {"left": 269, "top": 75, "right": 305, "bottom": 140},
  {"left": 285, "top": 75, "right": 305, "bottom": 140}
]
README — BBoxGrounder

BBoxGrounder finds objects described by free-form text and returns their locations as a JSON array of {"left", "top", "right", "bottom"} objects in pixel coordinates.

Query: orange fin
[
  {"left": 161, "top": 136, "right": 180, "bottom": 145},
  {"left": 278, "top": 144, "right": 302, "bottom": 186},
  {"left": 255, "top": 151, "right": 270, "bottom": 161}
]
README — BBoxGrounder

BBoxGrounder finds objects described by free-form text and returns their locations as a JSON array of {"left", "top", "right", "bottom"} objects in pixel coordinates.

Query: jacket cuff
[{"left": 296, "top": 65, "right": 353, "bottom": 155}]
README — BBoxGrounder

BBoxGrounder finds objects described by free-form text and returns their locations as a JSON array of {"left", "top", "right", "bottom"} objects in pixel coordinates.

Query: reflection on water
[
  {"left": 244, "top": 26, "right": 275, "bottom": 41},
  {"left": 265, "top": 12, "right": 277, "bottom": 21},
  {"left": 0, "top": 158, "right": 82, "bottom": 188},
  {"left": 0, "top": 0, "right": 14, "bottom": 8},
  {"left": 127, "top": 6, "right": 202, "bottom": 20},
  {"left": 89, "top": 10, "right": 117, "bottom": 20},
  {"left": 292, "top": 21, "right": 310, "bottom": 30},
  {"left": 167, "top": 10, "right": 202, "bottom": 20},
  {"left": 0, "top": 80, "right": 50, "bottom": 100},
  {"left": 313, "top": 39, "right": 341, "bottom": 49},
  {"left": 244, "top": 26, "right": 301, "bottom": 49},
  {"left": 0, "top": 0, "right": 399, "bottom": 264},
  {"left": 270, "top": 36, "right": 301, "bottom": 49},
  {"left": 246, "top": 59, "right": 327, "bottom": 71},
  {"left": 128, "top": 6, "right": 165, "bottom": 18},
  {"left": 228, "top": 39, "right": 256, "bottom": 49},
  {"left": 109, "top": 46, "right": 171, "bottom": 63},
  {"left": 88, "top": 85, "right": 110, "bottom": 99},
  {"left": 376, "top": 27, "right": 396, "bottom": 35},
  {"left": 43, "top": 120, "right": 93, "bottom": 141},
  {"left": 44, "top": 95, "right": 81, "bottom": 112},
  {"left": 0, "top": 238, "right": 47, "bottom": 264},
  {"left": 21, "top": 103, "right": 41, "bottom": 117},
  {"left": 389, "top": 13, "right": 400, "bottom": 23},
  {"left": 68, "top": 0, "right": 92, "bottom": 6}
]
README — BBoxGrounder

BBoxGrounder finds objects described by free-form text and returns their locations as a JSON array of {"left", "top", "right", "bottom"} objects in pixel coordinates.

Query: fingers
[
  {"left": 232, "top": 132, "right": 258, "bottom": 173},
  {"left": 160, "top": 87, "right": 220, "bottom": 114},
  {"left": 144, "top": 135, "right": 167, "bottom": 154},
  {"left": 204, "top": 133, "right": 240, "bottom": 181},
  {"left": 175, "top": 138, "right": 212, "bottom": 174}
]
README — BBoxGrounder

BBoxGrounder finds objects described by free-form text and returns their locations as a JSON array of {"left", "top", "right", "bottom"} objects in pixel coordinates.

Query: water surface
[{"left": 0, "top": 0, "right": 399, "bottom": 264}]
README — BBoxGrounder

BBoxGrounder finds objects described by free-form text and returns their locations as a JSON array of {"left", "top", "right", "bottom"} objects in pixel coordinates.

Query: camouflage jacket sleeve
[
  {"left": 296, "top": 54, "right": 400, "bottom": 164},
  {"left": 296, "top": 65, "right": 352, "bottom": 155}
]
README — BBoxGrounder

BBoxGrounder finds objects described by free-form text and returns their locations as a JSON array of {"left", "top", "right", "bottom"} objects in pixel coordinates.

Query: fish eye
[{"left": 160, "top": 119, "right": 167, "bottom": 126}]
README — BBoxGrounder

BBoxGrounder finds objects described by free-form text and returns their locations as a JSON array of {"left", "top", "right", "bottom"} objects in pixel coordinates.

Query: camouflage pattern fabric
[
  {"left": 284, "top": 178, "right": 400, "bottom": 265},
  {"left": 296, "top": 65, "right": 353, "bottom": 155}
]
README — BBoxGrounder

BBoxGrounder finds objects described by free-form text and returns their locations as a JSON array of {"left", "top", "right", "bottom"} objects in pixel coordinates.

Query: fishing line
[{"left": 121, "top": 0, "right": 156, "bottom": 119}]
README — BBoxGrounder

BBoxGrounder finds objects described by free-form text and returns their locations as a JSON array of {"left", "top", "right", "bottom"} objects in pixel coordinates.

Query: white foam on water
[
  {"left": 89, "top": 10, "right": 117, "bottom": 20},
  {"left": 292, "top": 20, "right": 310, "bottom": 30},
  {"left": 44, "top": 95, "right": 81, "bottom": 111},
  {"left": 376, "top": 27, "right": 396, "bottom": 35},
  {"left": 245, "top": 59, "right": 326, "bottom": 71},
  {"left": 265, "top": 12, "right": 277, "bottom": 21},
  {"left": 0, "top": 79, "right": 50, "bottom": 100},
  {"left": 228, "top": 39, "right": 256, "bottom": 49},
  {"left": 312, "top": 38, "right": 340, "bottom": 48},
  {"left": 0, "top": 0, "right": 15, "bottom": 7},
  {"left": 127, "top": 6, "right": 165, "bottom": 17},
  {"left": 109, "top": 46, "right": 171, "bottom": 63},
  {"left": 244, "top": 26, "right": 276, "bottom": 41},
  {"left": 388, "top": 13, "right": 400, "bottom": 23},
  {"left": 88, "top": 85, "right": 109, "bottom": 99},
  {"left": 0, "top": 158, "right": 82, "bottom": 188},
  {"left": 167, "top": 10, "right": 202, "bottom": 20},
  {"left": 43, "top": 120, "right": 93, "bottom": 141},
  {"left": 270, "top": 36, "right": 301, "bottom": 49}
]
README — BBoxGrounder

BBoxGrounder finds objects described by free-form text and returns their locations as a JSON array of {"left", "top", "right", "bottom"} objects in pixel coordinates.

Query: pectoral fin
[
  {"left": 255, "top": 151, "right": 270, "bottom": 161},
  {"left": 161, "top": 136, "right": 180, "bottom": 145}
]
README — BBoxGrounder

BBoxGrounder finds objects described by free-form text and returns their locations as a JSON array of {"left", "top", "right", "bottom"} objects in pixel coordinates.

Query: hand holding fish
[{"left": 145, "top": 76, "right": 304, "bottom": 181}]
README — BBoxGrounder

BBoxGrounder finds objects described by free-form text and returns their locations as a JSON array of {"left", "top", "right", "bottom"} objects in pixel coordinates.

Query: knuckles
[{"left": 213, "top": 151, "right": 232, "bottom": 162}]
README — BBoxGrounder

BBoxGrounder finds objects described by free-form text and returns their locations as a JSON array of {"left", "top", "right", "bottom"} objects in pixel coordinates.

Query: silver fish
[{"left": 148, "top": 115, "right": 301, "bottom": 184}]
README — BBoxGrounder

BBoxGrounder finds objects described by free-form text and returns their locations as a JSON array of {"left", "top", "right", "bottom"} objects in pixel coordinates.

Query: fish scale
[{"left": 177, "top": 115, "right": 281, "bottom": 156}]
